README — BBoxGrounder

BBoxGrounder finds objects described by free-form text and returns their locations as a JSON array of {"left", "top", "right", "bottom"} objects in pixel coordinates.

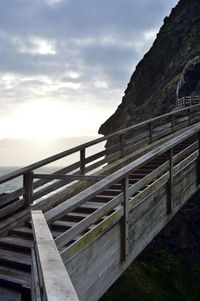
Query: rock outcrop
[
  {"left": 99, "top": 0, "right": 200, "bottom": 136},
  {"left": 177, "top": 56, "right": 200, "bottom": 98}
]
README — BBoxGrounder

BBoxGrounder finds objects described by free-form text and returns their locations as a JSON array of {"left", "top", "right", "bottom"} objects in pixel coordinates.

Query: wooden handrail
[
  {"left": 53, "top": 132, "right": 199, "bottom": 254},
  {"left": 31, "top": 210, "right": 79, "bottom": 301},
  {"left": 0, "top": 101, "right": 200, "bottom": 227},
  {"left": 45, "top": 122, "right": 200, "bottom": 224},
  {"left": 0, "top": 103, "right": 199, "bottom": 184}
]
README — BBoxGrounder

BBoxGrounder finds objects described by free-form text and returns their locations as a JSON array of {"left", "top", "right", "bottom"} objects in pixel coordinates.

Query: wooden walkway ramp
[{"left": 0, "top": 104, "right": 200, "bottom": 300}]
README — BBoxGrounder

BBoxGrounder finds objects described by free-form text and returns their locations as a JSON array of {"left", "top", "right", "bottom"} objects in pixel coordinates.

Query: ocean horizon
[{"left": 0, "top": 165, "right": 59, "bottom": 195}]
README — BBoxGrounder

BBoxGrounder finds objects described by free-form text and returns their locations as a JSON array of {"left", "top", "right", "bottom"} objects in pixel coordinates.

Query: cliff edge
[{"left": 99, "top": 0, "right": 200, "bottom": 136}]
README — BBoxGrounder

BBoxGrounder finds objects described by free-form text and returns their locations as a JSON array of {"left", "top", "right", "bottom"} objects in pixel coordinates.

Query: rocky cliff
[{"left": 99, "top": 0, "right": 200, "bottom": 136}]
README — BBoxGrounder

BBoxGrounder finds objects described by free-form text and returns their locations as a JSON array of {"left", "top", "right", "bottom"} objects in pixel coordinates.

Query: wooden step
[
  {"left": 9, "top": 228, "right": 33, "bottom": 240},
  {"left": 100, "top": 188, "right": 121, "bottom": 196},
  {"left": 0, "top": 286, "right": 21, "bottom": 301},
  {"left": 110, "top": 184, "right": 122, "bottom": 189},
  {"left": 51, "top": 220, "right": 77, "bottom": 231},
  {"left": 0, "top": 237, "right": 33, "bottom": 254},
  {"left": 51, "top": 230, "right": 64, "bottom": 238},
  {"left": 74, "top": 203, "right": 99, "bottom": 214},
  {"left": 0, "top": 265, "right": 30, "bottom": 289},
  {"left": 129, "top": 174, "right": 146, "bottom": 179},
  {"left": 93, "top": 195, "right": 114, "bottom": 202},
  {"left": 64, "top": 212, "right": 89, "bottom": 222},
  {"left": 0, "top": 248, "right": 31, "bottom": 272}
]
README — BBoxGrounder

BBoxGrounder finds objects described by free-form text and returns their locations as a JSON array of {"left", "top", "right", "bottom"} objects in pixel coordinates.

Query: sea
[{"left": 0, "top": 166, "right": 58, "bottom": 195}]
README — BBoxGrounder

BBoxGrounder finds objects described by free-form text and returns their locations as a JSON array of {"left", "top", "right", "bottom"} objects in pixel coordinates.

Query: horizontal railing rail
[
  {"left": 177, "top": 96, "right": 200, "bottom": 107},
  {"left": 31, "top": 210, "right": 79, "bottom": 301},
  {"left": 0, "top": 103, "right": 200, "bottom": 228},
  {"left": 1, "top": 103, "right": 200, "bottom": 184},
  {"left": 42, "top": 124, "right": 200, "bottom": 257}
]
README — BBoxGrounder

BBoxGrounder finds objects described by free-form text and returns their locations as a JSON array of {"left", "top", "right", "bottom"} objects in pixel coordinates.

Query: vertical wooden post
[
  {"left": 167, "top": 149, "right": 173, "bottom": 214},
  {"left": 197, "top": 132, "right": 200, "bottom": 185},
  {"left": 23, "top": 172, "right": 33, "bottom": 207},
  {"left": 80, "top": 148, "right": 85, "bottom": 175},
  {"left": 149, "top": 123, "right": 153, "bottom": 144},
  {"left": 121, "top": 176, "right": 129, "bottom": 261},
  {"left": 171, "top": 115, "right": 175, "bottom": 133},
  {"left": 120, "top": 134, "right": 125, "bottom": 158},
  {"left": 188, "top": 108, "right": 191, "bottom": 125}
]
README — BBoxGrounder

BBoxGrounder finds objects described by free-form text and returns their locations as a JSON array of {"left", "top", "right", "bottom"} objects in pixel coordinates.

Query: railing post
[
  {"left": 171, "top": 115, "right": 175, "bottom": 133},
  {"left": 149, "top": 122, "right": 153, "bottom": 144},
  {"left": 121, "top": 176, "right": 129, "bottom": 261},
  {"left": 120, "top": 134, "right": 125, "bottom": 158},
  {"left": 188, "top": 107, "right": 191, "bottom": 125},
  {"left": 23, "top": 172, "right": 33, "bottom": 207},
  {"left": 197, "top": 132, "right": 200, "bottom": 185},
  {"left": 80, "top": 148, "right": 85, "bottom": 175},
  {"left": 167, "top": 149, "right": 173, "bottom": 214}
]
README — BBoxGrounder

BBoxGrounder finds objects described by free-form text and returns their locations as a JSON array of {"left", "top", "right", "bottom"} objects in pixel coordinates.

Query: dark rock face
[
  {"left": 177, "top": 56, "right": 200, "bottom": 98},
  {"left": 144, "top": 190, "right": 200, "bottom": 267},
  {"left": 99, "top": 0, "right": 200, "bottom": 136}
]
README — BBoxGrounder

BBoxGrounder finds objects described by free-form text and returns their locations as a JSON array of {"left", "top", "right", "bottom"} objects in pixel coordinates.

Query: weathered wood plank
[
  {"left": 55, "top": 193, "right": 123, "bottom": 249},
  {"left": 1, "top": 104, "right": 200, "bottom": 184},
  {"left": 63, "top": 150, "right": 198, "bottom": 301},
  {"left": 31, "top": 210, "right": 79, "bottom": 301},
  {"left": 45, "top": 123, "right": 200, "bottom": 224},
  {"left": 0, "top": 199, "right": 25, "bottom": 219},
  {"left": 33, "top": 174, "right": 105, "bottom": 182},
  {"left": 121, "top": 176, "right": 129, "bottom": 260}
]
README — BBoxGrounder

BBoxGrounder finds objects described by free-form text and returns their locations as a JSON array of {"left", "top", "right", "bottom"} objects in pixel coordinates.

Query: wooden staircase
[{"left": 0, "top": 124, "right": 198, "bottom": 300}]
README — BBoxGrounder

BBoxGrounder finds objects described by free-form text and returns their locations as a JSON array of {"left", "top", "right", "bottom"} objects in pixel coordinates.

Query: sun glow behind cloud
[
  {"left": 0, "top": 100, "right": 113, "bottom": 142},
  {"left": 0, "top": 0, "right": 179, "bottom": 165}
]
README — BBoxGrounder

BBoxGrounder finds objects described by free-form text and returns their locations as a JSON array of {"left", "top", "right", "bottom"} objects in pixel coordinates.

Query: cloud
[{"left": 0, "top": 0, "right": 179, "bottom": 144}]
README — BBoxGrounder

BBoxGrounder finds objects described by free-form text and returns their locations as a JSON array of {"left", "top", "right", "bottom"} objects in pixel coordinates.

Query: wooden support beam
[
  {"left": 171, "top": 114, "right": 175, "bottom": 133},
  {"left": 120, "top": 134, "right": 125, "bottom": 158},
  {"left": 149, "top": 123, "right": 153, "bottom": 144},
  {"left": 1, "top": 103, "right": 200, "bottom": 186},
  {"left": 33, "top": 174, "right": 105, "bottom": 182},
  {"left": 121, "top": 176, "right": 129, "bottom": 261},
  {"left": 188, "top": 108, "right": 192, "bottom": 125},
  {"left": 23, "top": 172, "right": 33, "bottom": 207},
  {"left": 197, "top": 132, "right": 200, "bottom": 185},
  {"left": 80, "top": 148, "right": 86, "bottom": 175},
  {"left": 167, "top": 149, "right": 173, "bottom": 214},
  {"left": 45, "top": 123, "right": 200, "bottom": 224}
]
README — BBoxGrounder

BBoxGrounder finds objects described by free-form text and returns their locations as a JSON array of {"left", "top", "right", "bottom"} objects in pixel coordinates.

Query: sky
[{"left": 0, "top": 0, "right": 179, "bottom": 167}]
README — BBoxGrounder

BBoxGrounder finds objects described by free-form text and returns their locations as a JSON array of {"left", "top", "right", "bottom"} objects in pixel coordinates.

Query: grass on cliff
[{"left": 100, "top": 249, "right": 200, "bottom": 301}]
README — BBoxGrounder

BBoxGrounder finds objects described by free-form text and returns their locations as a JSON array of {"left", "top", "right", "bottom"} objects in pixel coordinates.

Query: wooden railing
[
  {"left": 42, "top": 123, "right": 200, "bottom": 263},
  {"left": 177, "top": 96, "right": 200, "bottom": 107},
  {"left": 31, "top": 210, "right": 79, "bottom": 301},
  {"left": 0, "top": 104, "right": 200, "bottom": 231}
]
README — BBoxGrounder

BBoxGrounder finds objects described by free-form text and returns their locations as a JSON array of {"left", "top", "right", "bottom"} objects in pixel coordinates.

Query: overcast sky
[{"left": 0, "top": 0, "right": 178, "bottom": 167}]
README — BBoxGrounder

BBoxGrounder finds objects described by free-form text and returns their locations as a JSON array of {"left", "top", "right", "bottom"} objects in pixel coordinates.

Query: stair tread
[
  {"left": 0, "top": 237, "right": 33, "bottom": 248},
  {"left": 52, "top": 220, "right": 77, "bottom": 227},
  {"left": 10, "top": 227, "right": 33, "bottom": 235},
  {"left": 67, "top": 212, "right": 88, "bottom": 217},
  {"left": 95, "top": 195, "right": 113, "bottom": 199},
  {"left": 80, "top": 202, "right": 103, "bottom": 209},
  {"left": 0, "top": 286, "right": 21, "bottom": 301},
  {"left": 0, "top": 265, "right": 30, "bottom": 288},
  {"left": 0, "top": 248, "right": 31, "bottom": 265}
]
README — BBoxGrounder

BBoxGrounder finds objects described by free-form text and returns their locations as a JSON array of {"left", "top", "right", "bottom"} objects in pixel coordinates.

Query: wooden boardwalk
[{"left": 0, "top": 104, "right": 200, "bottom": 300}]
